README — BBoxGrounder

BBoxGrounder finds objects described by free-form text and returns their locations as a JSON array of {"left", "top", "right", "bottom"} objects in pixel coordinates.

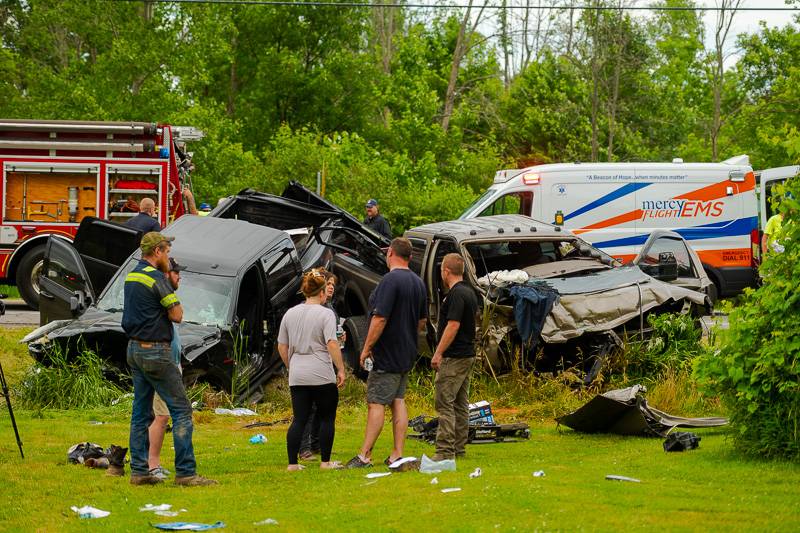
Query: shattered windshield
[
  {"left": 466, "top": 239, "right": 614, "bottom": 279},
  {"left": 97, "top": 260, "right": 235, "bottom": 327}
]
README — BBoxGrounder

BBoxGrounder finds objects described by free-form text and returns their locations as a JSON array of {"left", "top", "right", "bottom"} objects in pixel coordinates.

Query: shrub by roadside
[{"left": 695, "top": 179, "right": 800, "bottom": 460}]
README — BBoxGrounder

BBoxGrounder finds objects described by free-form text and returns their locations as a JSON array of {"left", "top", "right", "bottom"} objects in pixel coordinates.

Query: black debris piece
[
  {"left": 409, "top": 415, "right": 530, "bottom": 444},
  {"left": 555, "top": 385, "right": 728, "bottom": 437},
  {"left": 663, "top": 431, "right": 701, "bottom": 452},
  {"left": 67, "top": 442, "right": 105, "bottom": 464}
]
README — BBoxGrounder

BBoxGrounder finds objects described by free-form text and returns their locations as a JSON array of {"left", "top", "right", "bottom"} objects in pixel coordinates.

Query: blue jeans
[{"left": 127, "top": 340, "right": 196, "bottom": 477}]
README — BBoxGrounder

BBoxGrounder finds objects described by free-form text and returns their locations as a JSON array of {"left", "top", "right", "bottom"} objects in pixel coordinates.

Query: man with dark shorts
[
  {"left": 346, "top": 238, "right": 426, "bottom": 468},
  {"left": 431, "top": 253, "right": 479, "bottom": 461},
  {"left": 122, "top": 232, "right": 216, "bottom": 486}
]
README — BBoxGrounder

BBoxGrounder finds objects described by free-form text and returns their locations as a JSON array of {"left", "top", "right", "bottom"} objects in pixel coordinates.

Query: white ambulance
[{"left": 459, "top": 156, "right": 759, "bottom": 299}]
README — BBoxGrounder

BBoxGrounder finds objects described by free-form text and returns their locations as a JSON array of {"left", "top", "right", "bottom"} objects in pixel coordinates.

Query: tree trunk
[
  {"left": 442, "top": 2, "right": 473, "bottom": 133},
  {"left": 227, "top": 33, "right": 238, "bottom": 117},
  {"left": 710, "top": 0, "right": 742, "bottom": 161}
]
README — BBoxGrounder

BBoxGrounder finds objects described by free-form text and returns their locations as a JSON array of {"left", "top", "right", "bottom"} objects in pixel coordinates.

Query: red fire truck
[{"left": 0, "top": 119, "right": 202, "bottom": 309}]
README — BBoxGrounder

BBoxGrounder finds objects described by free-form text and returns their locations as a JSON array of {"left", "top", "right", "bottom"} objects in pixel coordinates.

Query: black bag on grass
[
  {"left": 67, "top": 442, "right": 105, "bottom": 464},
  {"left": 663, "top": 432, "right": 701, "bottom": 452}
]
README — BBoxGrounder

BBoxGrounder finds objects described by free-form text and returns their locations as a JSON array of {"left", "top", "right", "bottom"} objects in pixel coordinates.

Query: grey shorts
[{"left": 366, "top": 371, "right": 408, "bottom": 405}]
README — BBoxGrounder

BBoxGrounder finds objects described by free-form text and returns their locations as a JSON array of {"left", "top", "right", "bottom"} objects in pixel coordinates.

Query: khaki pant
[{"left": 434, "top": 357, "right": 475, "bottom": 459}]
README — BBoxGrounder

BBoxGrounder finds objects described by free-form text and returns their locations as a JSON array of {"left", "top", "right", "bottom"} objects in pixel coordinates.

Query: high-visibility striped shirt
[{"left": 121, "top": 259, "right": 180, "bottom": 342}]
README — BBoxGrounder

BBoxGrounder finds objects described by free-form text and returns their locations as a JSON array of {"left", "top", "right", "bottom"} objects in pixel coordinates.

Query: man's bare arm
[{"left": 167, "top": 303, "right": 183, "bottom": 323}]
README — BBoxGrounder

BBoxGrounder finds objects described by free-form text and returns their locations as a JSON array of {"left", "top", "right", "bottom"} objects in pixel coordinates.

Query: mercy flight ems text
[
  {"left": 0, "top": 119, "right": 203, "bottom": 309},
  {"left": 459, "top": 156, "right": 758, "bottom": 299}
]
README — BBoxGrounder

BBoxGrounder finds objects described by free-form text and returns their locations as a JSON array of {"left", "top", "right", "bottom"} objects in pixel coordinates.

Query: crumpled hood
[
  {"left": 485, "top": 265, "right": 708, "bottom": 344},
  {"left": 23, "top": 308, "right": 223, "bottom": 362},
  {"left": 540, "top": 266, "right": 707, "bottom": 343}
]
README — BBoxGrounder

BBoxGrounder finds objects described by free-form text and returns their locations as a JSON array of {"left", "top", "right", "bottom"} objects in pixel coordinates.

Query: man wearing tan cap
[{"left": 121, "top": 232, "right": 216, "bottom": 486}]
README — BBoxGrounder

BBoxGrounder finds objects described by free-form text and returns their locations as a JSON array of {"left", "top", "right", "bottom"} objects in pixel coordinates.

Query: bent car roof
[
  {"left": 407, "top": 215, "right": 571, "bottom": 241},
  {"left": 156, "top": 216, "right": 288, "bottom": 276}
]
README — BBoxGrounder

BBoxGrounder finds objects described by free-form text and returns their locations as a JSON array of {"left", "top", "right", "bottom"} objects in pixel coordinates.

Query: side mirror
[{"left": 69, "top": 292, "right": 84, "bottom": 313}]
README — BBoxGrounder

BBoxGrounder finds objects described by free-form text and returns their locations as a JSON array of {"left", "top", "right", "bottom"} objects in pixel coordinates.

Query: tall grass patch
[{"left": 15, "top": 344, "right": 126, "bottom": 410}]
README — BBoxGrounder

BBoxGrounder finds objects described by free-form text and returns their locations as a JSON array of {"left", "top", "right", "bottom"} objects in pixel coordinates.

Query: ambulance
[{"left": 459, "top": 156, "right": 759, "bottom": 300}]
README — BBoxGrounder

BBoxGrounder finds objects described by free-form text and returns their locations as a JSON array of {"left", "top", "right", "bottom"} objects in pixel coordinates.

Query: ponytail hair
[{"left": 301, "top": 268, "right": 328, "bottom": 298}]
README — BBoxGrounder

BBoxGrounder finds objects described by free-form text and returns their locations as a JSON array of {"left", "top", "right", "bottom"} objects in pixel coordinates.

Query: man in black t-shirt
[
  {"left": 125, "top": 197, "right": 162, "bottom": 233},
  {"left": 431, "top": 253, "right": 479, "bottom": 461},
  {"left": 346, "top": 238, "right": 426, "bottom": 469}
]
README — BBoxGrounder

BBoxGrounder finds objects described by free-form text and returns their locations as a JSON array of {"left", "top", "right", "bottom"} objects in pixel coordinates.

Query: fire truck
[{"left": 0, "top": 119, "right": 202, "bottom": 309}]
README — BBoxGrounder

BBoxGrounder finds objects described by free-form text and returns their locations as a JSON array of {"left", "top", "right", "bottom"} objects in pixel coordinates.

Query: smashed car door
[
  {"left": 38, "top": 237, "right": 97, "bottom": 325},
  {"left": 38, "top": 218, "right": 140, "bottom": 326},
  {"left": 636, "top": 231, "right": 710, "bottom": 294},
  {"left": 72, "top": 217, "right": 142, "bottom": 295}
]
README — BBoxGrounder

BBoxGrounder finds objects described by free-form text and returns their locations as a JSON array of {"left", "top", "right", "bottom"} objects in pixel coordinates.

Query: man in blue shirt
[
  {"left": 347, "top": 238, "right": 426, "bottom": 468},
  {"left": 147, "top": 257, "right": 185, "bottom": 480},
  {"left": 125, "top": 197, "right": 161, "bottom": 233},
  {"left": 122, "top": 232, "right": 216, "bottom": 486}
]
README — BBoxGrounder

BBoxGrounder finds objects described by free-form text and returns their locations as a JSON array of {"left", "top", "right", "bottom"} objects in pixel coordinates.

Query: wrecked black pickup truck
[
  {"left": 335, "top": 214, "right": 711, "bottom": 382},
  {"left": 22, "top": 182, "right": 389, "bottom": 401}
]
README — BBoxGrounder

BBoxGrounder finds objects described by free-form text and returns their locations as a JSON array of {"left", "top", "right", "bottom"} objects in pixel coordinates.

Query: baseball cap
[
  {"left": 169, "top": 258, "right": 185, "bottom": 272},
  {"left": 365, "top": 199, "right": 378, "bottom": 208},
  {"left": 140, "top": 232, "right": 175, "bottom": 255}
]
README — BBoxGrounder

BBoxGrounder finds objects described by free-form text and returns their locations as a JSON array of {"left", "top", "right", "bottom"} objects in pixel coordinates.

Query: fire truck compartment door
[{"left": 39, "top": 236, "right": 97, "bottom": 325}]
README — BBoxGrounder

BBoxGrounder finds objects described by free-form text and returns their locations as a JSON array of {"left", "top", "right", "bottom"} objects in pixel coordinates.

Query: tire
[
  {"left": 343, "top": 315, "right": 370, "bottom": 381},
  {"left": 15, "top": 244, "right": 46, "bottom": 310},
  {"left": 704, "top": 276, "right": 720, "bottom": 306}
]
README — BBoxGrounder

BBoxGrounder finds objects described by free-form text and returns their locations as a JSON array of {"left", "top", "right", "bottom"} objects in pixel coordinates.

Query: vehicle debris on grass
[{"left": 555, "top": 384, "right": 727, "bottom": 437}]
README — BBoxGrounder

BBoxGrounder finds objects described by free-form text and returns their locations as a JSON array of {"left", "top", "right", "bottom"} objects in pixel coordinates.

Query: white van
[{"left": 459, "top": 156, "right": 759, "bottom": 299}]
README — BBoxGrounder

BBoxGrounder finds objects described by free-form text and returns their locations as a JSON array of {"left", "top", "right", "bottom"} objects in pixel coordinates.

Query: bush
[
  {"left": 15, "top": 344, "right": 126, "bottom": 410},
  {"left": 694, "top": 179, "right": 800, "bottom": 460},
  {"left": 620, "top": 313, "right": 705, "bottom": 381}
]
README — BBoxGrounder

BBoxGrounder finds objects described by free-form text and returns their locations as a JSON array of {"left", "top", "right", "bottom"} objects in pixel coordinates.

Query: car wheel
[
  {"left": 343, "top": 315, "right": 370, "bottom": 381},
  {"left": 15, "top": 244, "right": 46, "bottom": 310},
  {"left": 706, "top": 279, "right": 719, "bottom": 306}
]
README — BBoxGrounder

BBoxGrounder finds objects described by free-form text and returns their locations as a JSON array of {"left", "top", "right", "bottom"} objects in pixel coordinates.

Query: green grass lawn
[{"left": 1, "top": 327, "right": 799, "bottom": 532}]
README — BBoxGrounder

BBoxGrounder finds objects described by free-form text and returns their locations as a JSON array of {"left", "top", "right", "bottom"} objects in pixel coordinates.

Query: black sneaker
[
  {"left": 386, "top": 457, "right": 421, "bottom": 472},
  {"left": 345, "top": 455, "right": 373, "bottom": 469}
]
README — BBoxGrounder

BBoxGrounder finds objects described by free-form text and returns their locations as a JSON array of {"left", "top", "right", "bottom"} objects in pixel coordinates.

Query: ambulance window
[
  {"left": 478, "top": 192, "right": 532, "bottom": 217},
  {"left": 640, "top": 237, "right": 694, "bottom": 277}
]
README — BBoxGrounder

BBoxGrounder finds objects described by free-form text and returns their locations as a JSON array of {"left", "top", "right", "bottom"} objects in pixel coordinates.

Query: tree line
[{"left": 2, "top": 0, "right": 800, "bottom": 233}]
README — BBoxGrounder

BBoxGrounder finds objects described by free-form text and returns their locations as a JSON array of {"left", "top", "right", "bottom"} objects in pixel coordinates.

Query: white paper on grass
[
  {"left": 533, "top": 470, "right": 546, "bottom": 478},
  {"left": 71, "top": 506, "right": 110, "bottom": 519},
  {"left": 419, "top": 454, "right": 456, "bottom": 474},
  {"left": 254, "top": 518, "right": 279, "bottom": 526},
  {"left": 469, "top": 467, "right": 482, "bottom": 478},
  {"left": 365, "top": 472, "right": 392, "bottom": 479},
  {"left": 388, "top": 456, "right": 418, "bottom": 469},
  {"left": 430, "top": 477, "right": 439, "bottom": 485},
  {"left": 214, "top": 407, "right": 257, "bottom": 416},
  {"left": 140, "top": 504, "right": 172, "bottom": 512},
  {"left": 441, "top": 488, "right": 462, "bottom": 494}
]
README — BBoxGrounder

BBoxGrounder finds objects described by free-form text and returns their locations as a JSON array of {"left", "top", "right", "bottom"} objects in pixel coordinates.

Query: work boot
[
  {"left": 175, "top": 474, "right": 218, "bottom": 487},
  {"left": 106, "top": 464, "right": 125, "bottom": 477},
  {"left": 130, "top": 474, "right": 163, "bottom": 486},
  {"left": 105, "top": 445, "right": 127, "bottom": 477}
]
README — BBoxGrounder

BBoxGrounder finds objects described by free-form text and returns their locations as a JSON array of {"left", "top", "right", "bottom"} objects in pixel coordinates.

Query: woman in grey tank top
[{"left": 278, "top": 268, "right": 346, "bottom": 471}]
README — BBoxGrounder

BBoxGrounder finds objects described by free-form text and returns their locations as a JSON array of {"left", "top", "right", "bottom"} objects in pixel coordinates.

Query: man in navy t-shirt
[
  {"left": 125, "top": 197, "right": 161, "bottom": 234},
  {"left": 347, "top": 238, "right": 426, "bottom": 468}
]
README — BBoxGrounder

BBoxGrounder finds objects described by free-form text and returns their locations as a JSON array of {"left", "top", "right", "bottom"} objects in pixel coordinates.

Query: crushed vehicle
[
  {"left": 333, "top": 214, "right": 712, "bottom": 383},
  {"left": 23, "top": 182, "right": 389, "bottom": 400}
]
